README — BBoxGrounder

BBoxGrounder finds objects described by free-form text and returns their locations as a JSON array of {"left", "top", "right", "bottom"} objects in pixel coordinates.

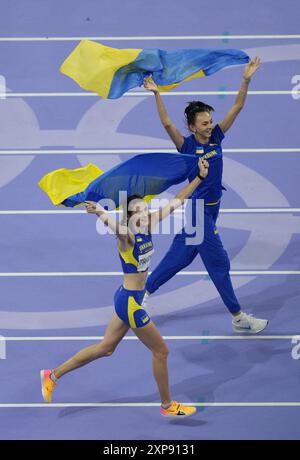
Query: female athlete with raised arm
[
  {"left": 143, "top": 57, "right": 268, "bottom": 334},
  {"left": 40, "top": 157, "right": 209, "bottom": 417}
]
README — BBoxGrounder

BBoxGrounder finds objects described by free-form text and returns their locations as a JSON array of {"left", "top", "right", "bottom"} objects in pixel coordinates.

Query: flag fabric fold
[
  {"left": 38, "top": 163, "right": 104, "bottom": 206},
  {"left": 38, "top": 153, "right": 199, "bottom": 208},
  {"left": 60, "top": 40, "right": 249, "bottom": 98}
]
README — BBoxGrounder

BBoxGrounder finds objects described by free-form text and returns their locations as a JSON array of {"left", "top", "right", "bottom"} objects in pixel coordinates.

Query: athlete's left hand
[
  {"left": 144, "top": 76, "right": 159, "bottom": 94},
  {"left": 243, "top": 56, "right": 261, "bottom": 81},
  {"left": 198, "top": 158, "right": 209, "bottom": 179},
  {"left": 85, "top": 201, "right": 98, "bottom": 214}
]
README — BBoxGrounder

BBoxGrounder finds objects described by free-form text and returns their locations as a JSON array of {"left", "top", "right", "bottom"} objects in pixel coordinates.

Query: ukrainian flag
[
  {"left": 39, "top": 153, "right": 199, "bottom": 207},
  {"left": 38, "top": 163, "right": 103, "bottom": 206},
  {"left": 60, "top": 40, "right": 249, "bottom": 98}
]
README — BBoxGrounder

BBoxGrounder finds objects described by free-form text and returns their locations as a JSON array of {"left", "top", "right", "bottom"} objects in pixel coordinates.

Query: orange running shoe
[
  {"left": 40, "top": 369, "right": 56, "bottom": 403},
  {"left": 160, "top": 401, "right": 197, "bottom": 418}
]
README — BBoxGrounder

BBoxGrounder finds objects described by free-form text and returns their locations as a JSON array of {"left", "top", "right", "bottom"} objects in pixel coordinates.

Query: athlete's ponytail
[{"left": 185, "top": 101, "right": 214, "bottom": 126}]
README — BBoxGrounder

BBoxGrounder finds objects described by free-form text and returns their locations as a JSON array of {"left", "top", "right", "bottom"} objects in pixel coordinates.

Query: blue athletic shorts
[{"left": 114, "top": 286, "right": 152, "bottom": 329}]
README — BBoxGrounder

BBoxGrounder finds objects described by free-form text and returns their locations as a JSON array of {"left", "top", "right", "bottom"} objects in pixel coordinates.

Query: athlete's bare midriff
[{"left": 123, "top": 271, "right": 148, "bottom": 291}]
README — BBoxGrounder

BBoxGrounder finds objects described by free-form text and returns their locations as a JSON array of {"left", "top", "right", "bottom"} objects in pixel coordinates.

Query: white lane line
[
  {"left": 1, "top": 90, "right": 298, "bottom": 97},
  {"left": 0, "top": 271, "right": 299, "bottom": 277},
  {"left": 0, "top": 210, "right": 86, "bottom": 215},
  {"left": 220, "top": 208, "right": 300, "bottom": 213},
  {"left": 173, "top": 271, "right": 300, "bottom": 275},
  {"left": 1, "top": 208, "right": 300, "bottom": 215},
  {"left": 0, "top": 402, "right": 300, "bottom": 408},
  {"left": 4, "top": 335, "right": 298, "bottom": 341},
  {"left": 0, "top": 148, "right": 300, "bottom": 155},
  {"left": 0, "top": 34, "right": 300, "bottom": 41}
]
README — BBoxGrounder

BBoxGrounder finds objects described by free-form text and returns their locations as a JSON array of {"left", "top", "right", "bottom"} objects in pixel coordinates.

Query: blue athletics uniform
[
  {"left": 146, "top": 124, "right": 241, "bottom": 314},
  {"left": 115, "top": 232, "right": 154, "bottom": 328}
]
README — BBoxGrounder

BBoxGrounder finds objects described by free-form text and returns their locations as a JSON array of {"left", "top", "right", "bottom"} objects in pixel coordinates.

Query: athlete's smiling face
[
  {"left": 189, "top": 111, "right": 214, "bottom": 139},
  {"left": 128, "top": 199, "right": 149, "bottom": 231}
]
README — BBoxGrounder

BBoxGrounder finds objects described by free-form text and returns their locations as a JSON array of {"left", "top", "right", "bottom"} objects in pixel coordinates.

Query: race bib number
[{"left": 138, "top": 249, "right": 154, "bottom": 272}]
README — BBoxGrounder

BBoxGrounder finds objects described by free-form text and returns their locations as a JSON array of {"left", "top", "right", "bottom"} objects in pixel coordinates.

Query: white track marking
[
  {"left": 0, "top": 34, "right": 300, "bottom": 41},
  {"left": 0, "top": 208, "right": 300, "bottom": 215},
  {"left": 0, "top": 148, "right": 300, "bottom": 155},
  {"left": 0, "top": 402, "right": 299, "bottom": 408},
  {"left": 3, "top": 335, "right": 298, "bottom": 341},
  {"left": 1, "top": 91, "right": 299, "bottom": 98},
  {"left": 220, "top": 209, "right": 300, "bottom": 213},
  {"left": 0, "top": 270, "right": 299, "bottom": 277}
]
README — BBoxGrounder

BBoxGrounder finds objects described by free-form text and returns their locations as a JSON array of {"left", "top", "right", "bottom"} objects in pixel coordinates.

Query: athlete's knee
[
  {"left": 222, "top": 249, "right": 231, "bottom": 271},
  {"left": 95, "top": 341, "right": 116, "bottom": 358},
  {"left": 146, "top": 267, "right": 175, "bottom": 294},
  {"left": 153, "top": 343, "right": 169, "bottom": 360},
  {"left": 104, "top": 351, "right": 114, "bottom": 357},
  {"left": 205, "top": 248, "right": 231, "bottom": 273},
  {"left": 146, "top": 270, "right": 163, "bottom": 294}
]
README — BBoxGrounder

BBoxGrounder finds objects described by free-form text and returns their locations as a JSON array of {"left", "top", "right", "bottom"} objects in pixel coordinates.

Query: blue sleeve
[
  {"left": 178, "top": 135, "right": 194, "bottom": 154},
  {"left": 211, "top": 124, "right": 225, "bottom": 144}
]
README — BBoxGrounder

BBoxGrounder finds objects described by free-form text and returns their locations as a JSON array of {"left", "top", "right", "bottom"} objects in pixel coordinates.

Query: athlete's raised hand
[
  {"left": 85, "top": 201, "right": 99, "bottom": 214},
  {"left": 198, "top": 158, "right": 209, "bottom": 179},
  {"left": 243, "top": 57, "right": 261, "bottom": 81},
  {"left": 144, "top": 76, "right": 159, "bottom": 94}
]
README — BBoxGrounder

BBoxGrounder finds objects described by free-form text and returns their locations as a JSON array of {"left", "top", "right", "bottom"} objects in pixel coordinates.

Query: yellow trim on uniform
[
  {"left": 118, "top": 245, "right": 139, "bottom": 268},
  {"left": 205, "top": 200, "right": 221, "bottom": 206},
  {"left": 196, "top": 149, "right": 204, "bottom": 154},
  {"left": 203, "top": 150, "right": 217, "bottom": 160},
  {"left": 214, "top": 228, "right": 219, "bottom": 234},
  {"left": 128, "top": 296, "right": 145, "bottom": 329}
]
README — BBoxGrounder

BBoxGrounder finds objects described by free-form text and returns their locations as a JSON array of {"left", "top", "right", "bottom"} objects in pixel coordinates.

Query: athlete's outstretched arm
[
  {"left": 144, "top": 76, "right": 184, "bottom": 151},
  {"left": 85, "top": 201, "right": 131, "bottom": 242},
  {"left": 150, "top": 158, "right": 209, "bottom": 230},
  {"left": 219, "top": 57, "right": 261, "bottom": 134}
]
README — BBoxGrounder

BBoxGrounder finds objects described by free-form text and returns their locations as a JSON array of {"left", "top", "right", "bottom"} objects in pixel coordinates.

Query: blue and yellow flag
[
  {"left": 60, "top": 40, "right": 249, "bottom": 98},
  {"left": 39, "top": 153, "right": 199, "bottom": 207},
  {"left": 38, "top": 163, "right": 104, "bottom": 206}
]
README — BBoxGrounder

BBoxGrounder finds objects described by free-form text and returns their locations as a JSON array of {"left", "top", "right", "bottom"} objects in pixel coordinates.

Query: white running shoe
[{"left": 232, "top": 312, "right": 269, "bottom": 334}]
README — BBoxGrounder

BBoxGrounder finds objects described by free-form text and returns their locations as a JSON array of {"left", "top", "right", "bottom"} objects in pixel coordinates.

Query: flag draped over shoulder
[
  {"left": 60, "top": 40, "right": 249, "bottom": 98},
  {"left": 38, "top": 153, "right": 199, "bottom": 208}
]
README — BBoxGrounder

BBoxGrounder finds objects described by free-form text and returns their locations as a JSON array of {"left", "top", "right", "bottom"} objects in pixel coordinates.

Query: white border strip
[
  {"left": 0, "top": 148, "right": 299, "bottom": 155},
  {"left": 0, "top": 271, "right": 299, "bottom": 277},
  {"left": 1, "top": 208, "right": 300, "bottom": 215},
  {"left": 0, "top": 402, "right": 299, "bottom": 408},
  {"left": 1, "top": 90, "right": 298, "bottom": 97},
  {"left": 0, "top": 35, "right": 300, "bottom": 41},
  {"left": 221, "top": 208, "right": 300, "bottom": 213},
  {"left": 4, "top": 335, "right": 297, "bottom": 341}
]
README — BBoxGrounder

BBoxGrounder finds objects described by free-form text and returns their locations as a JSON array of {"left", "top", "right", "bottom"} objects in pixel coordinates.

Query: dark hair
[
  {"left": 184, "top": 101, "right": 214, "bottom": 126},
  {"left": 122, "top": 194, "right": 144, "bottom": 225},
  {"left": 126, "top": 194, "right": 144, "bottom": 211}
]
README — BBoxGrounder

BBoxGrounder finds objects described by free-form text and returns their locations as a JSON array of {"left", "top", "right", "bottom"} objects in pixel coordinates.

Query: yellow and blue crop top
[{"left": 118, "top": 232, "right": 154, "bottom": 273}]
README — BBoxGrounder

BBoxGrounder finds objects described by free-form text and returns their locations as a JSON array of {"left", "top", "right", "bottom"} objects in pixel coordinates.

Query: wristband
[{"left": 197, "top": 173, "right": 206, "bottom": 181}]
